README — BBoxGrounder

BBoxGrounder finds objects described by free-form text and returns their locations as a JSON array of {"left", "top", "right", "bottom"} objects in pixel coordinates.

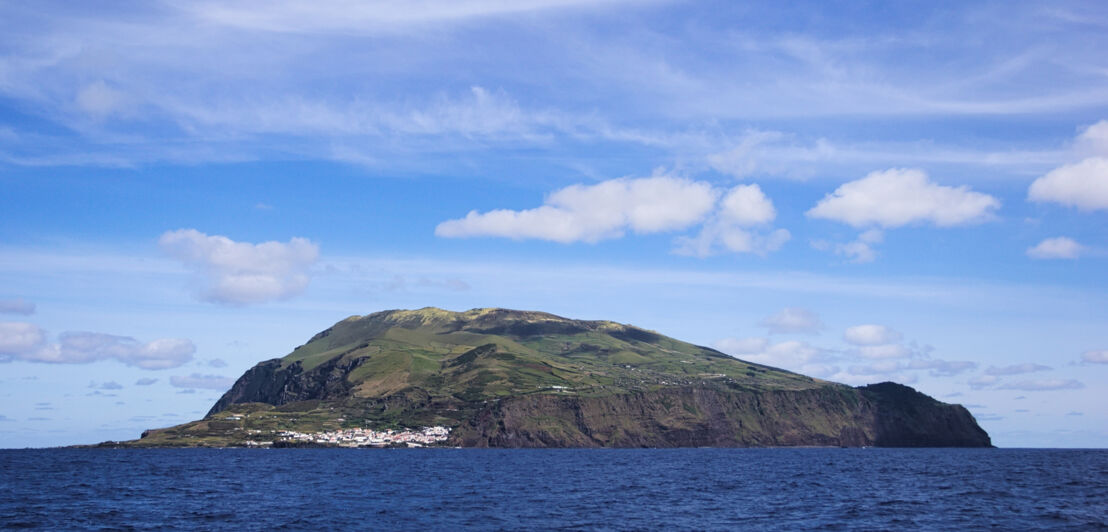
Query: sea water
[{"left": 1, "top": 448, "right": 1105, "bottom": 530}]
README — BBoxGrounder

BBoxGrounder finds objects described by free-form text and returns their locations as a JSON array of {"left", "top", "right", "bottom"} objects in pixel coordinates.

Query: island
[{"left": 114, "top": 308, "right": 991, "bottom": 448}]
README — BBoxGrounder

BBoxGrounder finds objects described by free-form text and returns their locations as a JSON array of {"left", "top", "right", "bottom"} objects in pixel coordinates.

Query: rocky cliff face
[
  {"left": 451, "top": 383, "right": 990, "bottom": 448},
  {"left": 195, "top": 308, "right": 992, "bottom": 448},
  {"left": 207, "top": 356, "right": 367, "bottom": 417}
]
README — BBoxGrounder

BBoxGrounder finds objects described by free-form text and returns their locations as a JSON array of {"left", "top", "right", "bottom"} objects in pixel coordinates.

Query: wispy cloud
[
  {"left": 1, "top": 1, "right": 1104, "bottom": 173},
  {"left": 0, "top": 323, "right": 195, "bottom": 370}
]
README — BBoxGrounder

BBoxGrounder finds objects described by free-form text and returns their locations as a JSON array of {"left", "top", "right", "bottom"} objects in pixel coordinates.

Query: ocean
[{"left": 1, "top": 448, "right": 1104, "bottom": 530}]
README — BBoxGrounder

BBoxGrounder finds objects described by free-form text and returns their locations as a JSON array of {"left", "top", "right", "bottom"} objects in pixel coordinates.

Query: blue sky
[{"left": 1, "top": 0, "right": 1106, "bottom": 448}]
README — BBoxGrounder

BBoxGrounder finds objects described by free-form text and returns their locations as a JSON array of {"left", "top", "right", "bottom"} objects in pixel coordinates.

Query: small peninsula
[{"left": 117, "top": 308, "right": 991, "bottom": 448}]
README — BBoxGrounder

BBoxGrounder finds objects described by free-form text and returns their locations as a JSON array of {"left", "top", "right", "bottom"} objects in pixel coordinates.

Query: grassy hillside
[{"left": 277, "top": 307, "right": 821, "bottom": 401}]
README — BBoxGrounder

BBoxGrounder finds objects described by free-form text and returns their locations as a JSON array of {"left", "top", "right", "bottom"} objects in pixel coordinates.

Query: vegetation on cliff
[{"left": 126, "top": 308, "right": 991, "bottom": 448}]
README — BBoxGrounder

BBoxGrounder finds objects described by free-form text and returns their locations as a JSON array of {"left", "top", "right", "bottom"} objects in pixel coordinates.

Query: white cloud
[
  {"left": 436, "top": 174, "right": 717, "bottom": 243},
  {"left": 712, "top": 337, "right": 769, "bottom": 355},
  {"left": 169, "top": 373, "right": 235, "bottom": 391},
  {"left": 135, "top": 378, "right": 159, "bottom": 386},
  {"left": 985, "top": 363, "right": 1052, "bottom": 376},
  {"left": 1075, "top": 120, "right": 1108, "bottom": 157},
  {"left": 843, "top": 324, "right": 902, "bottom": 346},
  {"left": 0, "top": 322, "right": 47, "bottom": 355},
  {"left": 1028, "top": 157, "right": 1108, "bottom": 211},
  {"left": 0, "top": 326, "right": 195, "bottom": 369},
  {"left": 33, "top": 332, "right": 195, "bottom": 370},
  {"left": 760, "top": 307, "right": 822, "bottom": 335},
  {"left": 719, "top": 184, "right": 776, "bottom": 226},
  {"left": 999, "top": 379, "right": 1085, "bottom": 391},
  {"left": 672, "top": 184, "right": 791, "bottom": 258},
  {"left": 807, "top": 168, "right": 1000, "bottom": 228},
  {"left": 1081, "top": 350, "right": 1108, "bottom": 364},
  {"left": 1026, "top": 237, "right": 1085, "bottom": 259},
  {"left": 0, "top": 298, "right": 35, "bottom": 315},
  {"left": 160, "top": 229, "right": 320, "bottom": 305}
]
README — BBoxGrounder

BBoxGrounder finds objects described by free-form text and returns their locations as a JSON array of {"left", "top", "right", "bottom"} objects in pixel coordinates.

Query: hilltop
[{"left": 124, "top": 308, "right": 991, "bottom": 448}]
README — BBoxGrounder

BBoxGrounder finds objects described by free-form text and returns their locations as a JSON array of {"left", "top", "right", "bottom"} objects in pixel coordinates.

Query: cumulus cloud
[
  {"left": 1075, "top": 120, "right": 1108, "bottom": 156},
  {"left": 843, "top": 324, "right": 903, "bottom": 346},
  {"left": 1026, "top": 237, "right": 1085, "bottom": 259},
  {"left": 1028, "top": 158, "right": 1108, "bottom": 211},
  {"left": 1026, "top": 120, "right": 1108, "bottom": 211},
  {"left": 807, "top": 168, "right": 999, "bottom": 228},
  {"left": 435, "top": 174, "right": 717, "bottom": 243},
  {"left": 760, "top": 307, "right": 822, "bottom": 335},
  {"left": 0, "top": 322, "right": 47, "bottom": 355},
  {"left": 135, "top": 378, "right": 159, "bottom": 386},
  {"left": 984, "top": 363, "right": 1052, "bottom": 376},
  {"left": 999, "top": 379, "right": 1085, "bottom": 391},
  {"left": 160, "top": 229, "right": 320, "bottom": 305},
  {"left": 170, "top": 373, "right": 235, "bottom": 391},
  {"left": 438, "top": 177, "right": 791, "bottom": 257},
  {"left": 718, "top": 184, "right": 777, "bottom": 226},
  {"left": 0, "top": 325, "right": 195, "bottom": 369},
  {"left": 0, "top": 298, "right": 35, "bottom": 315},
  {"left": 93, "top": 381, "right": 123, "bottom": 390},
  {"left": 1081, "top": 350, "right": 1108, "bottom": 364},
  {"left": 672, "top": 184, "right": 791, "bottom": 257}
]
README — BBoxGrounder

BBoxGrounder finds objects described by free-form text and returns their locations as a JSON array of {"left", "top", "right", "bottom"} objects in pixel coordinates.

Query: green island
[{"left": 108, "top": 308, "right": 991, "bottom": 448}]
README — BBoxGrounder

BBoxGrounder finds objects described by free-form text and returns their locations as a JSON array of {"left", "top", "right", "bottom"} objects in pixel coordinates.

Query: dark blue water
[{"left": 1, "top": 448, "right": 1105, "bottom": 530}]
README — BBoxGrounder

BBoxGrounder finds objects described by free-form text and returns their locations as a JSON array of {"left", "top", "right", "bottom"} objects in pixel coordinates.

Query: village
[{"left": 265, "top": 426, "right": 452, "bottom": 448}]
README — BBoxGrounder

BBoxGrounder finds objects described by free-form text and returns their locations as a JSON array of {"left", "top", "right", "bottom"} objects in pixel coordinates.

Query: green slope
[{"left": 276, "top": 307, "right": 821, "bottom": 400}]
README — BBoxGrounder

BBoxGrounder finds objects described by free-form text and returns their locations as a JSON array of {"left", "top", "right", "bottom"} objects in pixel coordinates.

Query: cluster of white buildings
[{"left": 274, "top": 426, "right": 451, "bottom": 447}]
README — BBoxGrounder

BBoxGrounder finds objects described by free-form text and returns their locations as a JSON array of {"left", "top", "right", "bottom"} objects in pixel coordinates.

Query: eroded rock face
[
  {"left": 450, "top": 384, "right": 991, "bottom": 448},
  {"left": 207, "top": 356, "right": 367, "bottom": 417},
  {"left": 860, "top": 382, "right": 990, "bottom": 447}
]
